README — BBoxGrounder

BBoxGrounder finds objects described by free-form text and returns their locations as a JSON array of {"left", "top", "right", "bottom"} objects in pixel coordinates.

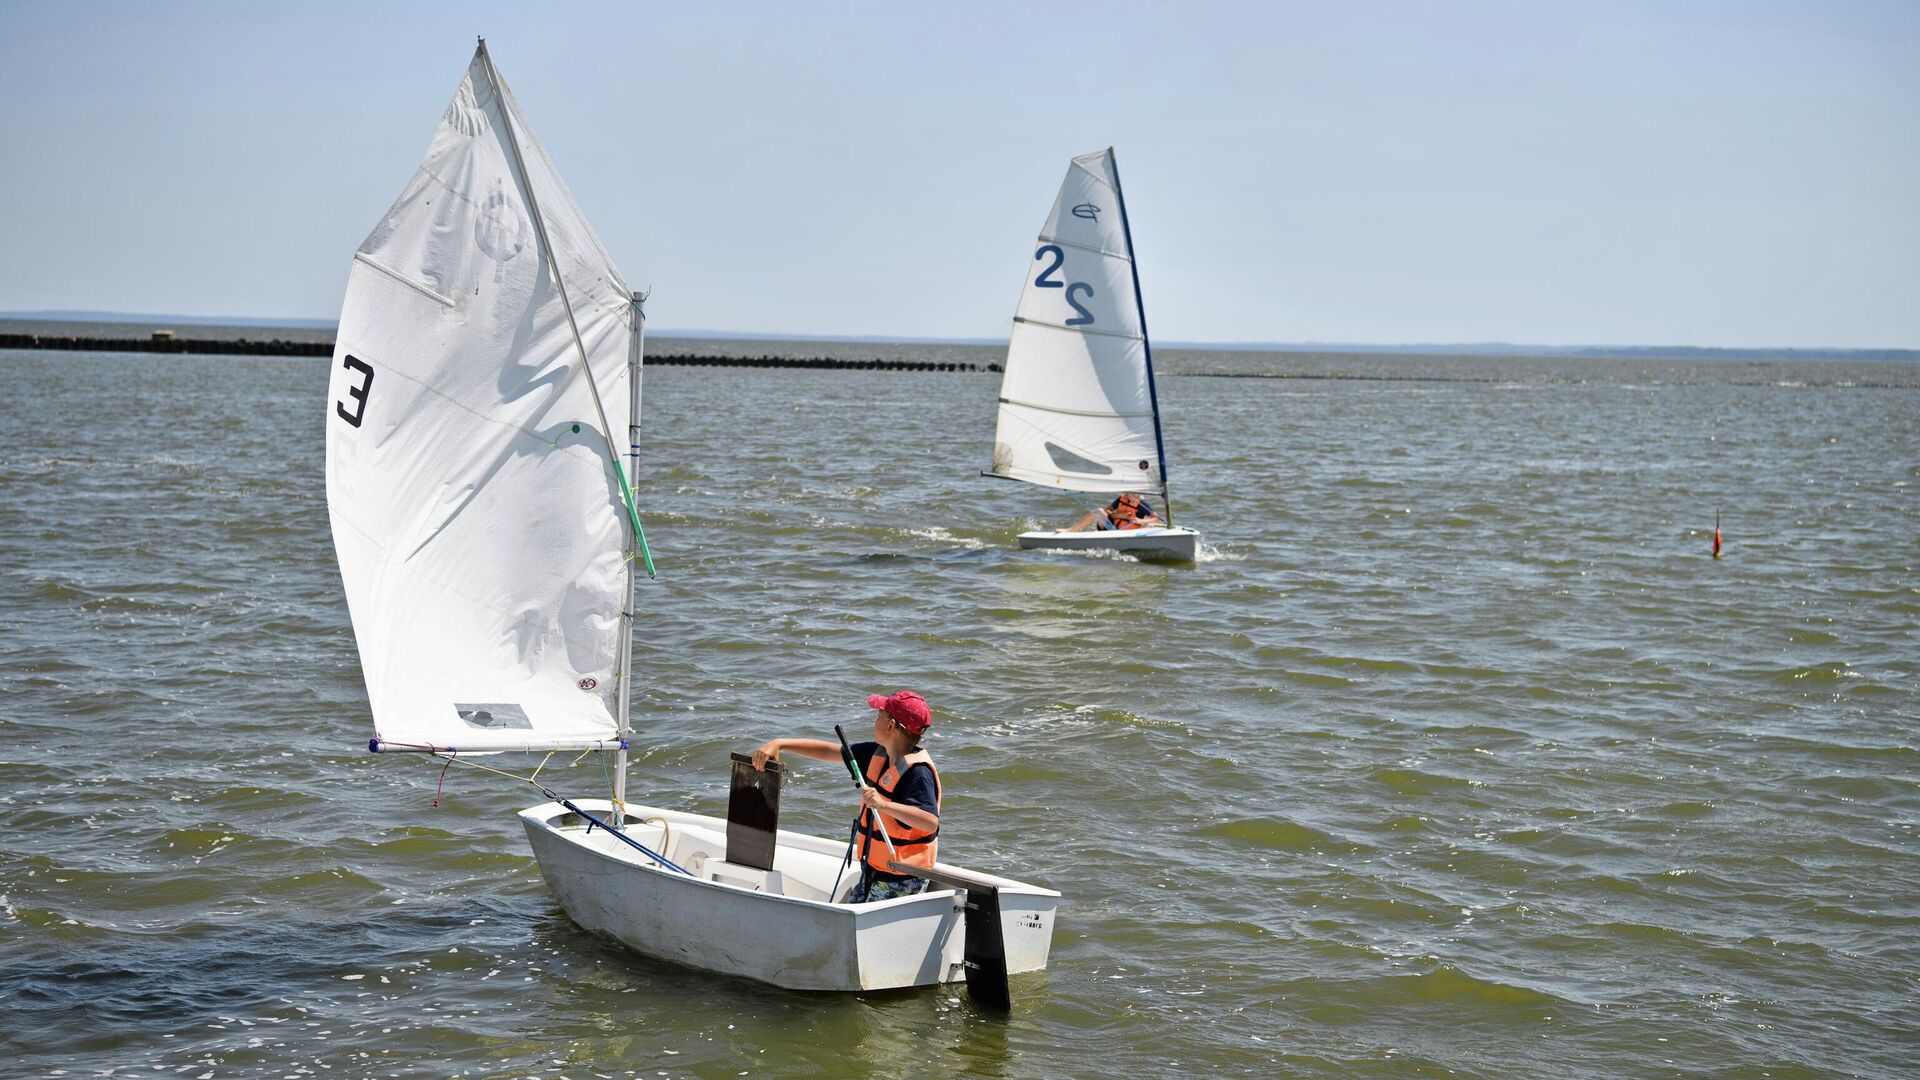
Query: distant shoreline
[
  {"left": 0, "top": 329, "right": 996, "bottom": 372},
  {"left": 8, "top": 319, "right": 1918, "bottom": 387},
  {"left": 1, "top": 312, "right": 1912, "bottom": 363}
]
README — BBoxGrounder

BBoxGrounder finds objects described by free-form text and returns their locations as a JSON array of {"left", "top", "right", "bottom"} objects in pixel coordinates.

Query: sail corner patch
[{"left": 455, "top": 703, "right": 533, "bottom": 730}]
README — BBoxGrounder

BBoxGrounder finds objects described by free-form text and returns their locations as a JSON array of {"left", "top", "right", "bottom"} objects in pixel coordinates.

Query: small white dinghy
[
  {"left": 986, "top": 148, "right": 1201, "bottom": 561},
  {"left": 519, "top": 793, "right": 1059, "bottom": 994},
  {"left": 326, "top": 41, "right": 1055, "bottom": 1009},
  {"left": 1017, "top": 524, "right": 1199, "bottom": 562}
]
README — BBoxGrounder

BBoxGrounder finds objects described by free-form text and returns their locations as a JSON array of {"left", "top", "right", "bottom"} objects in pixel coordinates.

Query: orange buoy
[{"left": 1712, "top": 511, "right": 1723, "bottom": 559}]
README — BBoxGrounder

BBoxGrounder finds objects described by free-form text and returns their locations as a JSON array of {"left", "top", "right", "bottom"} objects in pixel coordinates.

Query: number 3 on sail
[{"left": 334, "top": 356, "right": 373, "bottom": 428}]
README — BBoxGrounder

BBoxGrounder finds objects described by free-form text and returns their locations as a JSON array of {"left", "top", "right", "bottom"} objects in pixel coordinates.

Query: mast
[
  {"left": 1106, "top": 147, "right": 1172, "bottom": 526},
  {"left": 613, "top": 293, "right": 644, "bottom": 826}
]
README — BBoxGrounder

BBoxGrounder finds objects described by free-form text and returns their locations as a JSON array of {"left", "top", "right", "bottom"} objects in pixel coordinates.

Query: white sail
[
  {"left": 325, "top": 44, "right": 635, "bottom": 752},
  {"left": 989, "top": 149, "right": 1163, "bottom": 495}
]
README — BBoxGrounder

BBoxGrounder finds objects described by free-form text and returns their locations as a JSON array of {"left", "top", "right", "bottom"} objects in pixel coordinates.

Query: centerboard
[{"left": 726, "top": 753, "right": 783, "bottom": 871}]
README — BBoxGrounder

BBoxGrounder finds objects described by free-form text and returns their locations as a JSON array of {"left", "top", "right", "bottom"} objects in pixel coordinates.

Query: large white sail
[
  {"left": 325, "top": 44, "right": 635, "bottom": 752},
  {"left": 989, "top": 149, "right": 1163, "bottom": 495}
]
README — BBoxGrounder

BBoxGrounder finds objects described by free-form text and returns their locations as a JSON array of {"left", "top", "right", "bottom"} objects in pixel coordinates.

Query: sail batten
[
  {"left": 1034, "top": 235, "right": 1132, "bottom": 261},
  {"left": 326, "top": 44, "right": 635, "bottom": 753},
  {"left": 1011, "top": 315, "right": 1144, "bottom": 341},
  {"left": 988, "top": 149, "right": 1165, "bottom": 495},
  {"left": 998, "top": 396, "right": 1154, "bottom": 420}
]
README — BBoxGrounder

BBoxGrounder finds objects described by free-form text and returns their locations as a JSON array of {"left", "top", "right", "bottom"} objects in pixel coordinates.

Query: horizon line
[{"left": 2, "top": 310, "right": 1915, "bottom": 357}]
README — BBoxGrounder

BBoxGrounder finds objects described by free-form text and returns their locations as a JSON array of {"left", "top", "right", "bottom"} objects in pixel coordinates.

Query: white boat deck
[
  {"left": 546, "top": 809, "right": 857, "bottom": 903},
  {"left": 520, "top": 800, "right": 1059, "bottom": 991}
]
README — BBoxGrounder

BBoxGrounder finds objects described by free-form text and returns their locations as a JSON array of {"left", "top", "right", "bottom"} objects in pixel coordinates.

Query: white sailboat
[
  {"left": 987, "top": 148, "right": 1200, "bottom": 561},
  {"left": 325, "top": 41, "right": 1056, "bottom": 1006}
]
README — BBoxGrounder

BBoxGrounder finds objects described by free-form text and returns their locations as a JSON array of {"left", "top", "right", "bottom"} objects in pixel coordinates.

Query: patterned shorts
[{"left": 851, "top": 873, "right": 930, "bottom": 904}]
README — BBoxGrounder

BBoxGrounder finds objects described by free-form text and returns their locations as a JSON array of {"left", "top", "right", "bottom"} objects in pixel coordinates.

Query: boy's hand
[
  {"left": 859, "top": 786, "right": 889, "bottom": 811},
  {"left": 751, "top": 740, "right": 782, "bottom": 770}
]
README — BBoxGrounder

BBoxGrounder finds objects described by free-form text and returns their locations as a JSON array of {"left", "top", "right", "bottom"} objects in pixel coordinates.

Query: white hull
[
  {"left": 520, "top": 800, "right": 1059, "bottom": 992},
  {"left": 1018, "top": 525, "right": 1199, "bottom": 561}
]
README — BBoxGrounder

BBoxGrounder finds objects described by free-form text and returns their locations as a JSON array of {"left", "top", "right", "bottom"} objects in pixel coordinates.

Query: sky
[{"left": 1, "top": 1, "right": 1915, "bottom": 348}]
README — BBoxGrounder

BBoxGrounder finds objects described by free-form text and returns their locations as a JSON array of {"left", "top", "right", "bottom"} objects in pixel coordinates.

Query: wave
[{"left": 1196, "top": 818, "right": 1368, "bottom": 854}]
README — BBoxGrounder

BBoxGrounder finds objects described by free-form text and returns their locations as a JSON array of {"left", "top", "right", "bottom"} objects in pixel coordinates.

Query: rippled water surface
[{"left": 2, "top": 346, "right": 1917, "bottom": 1078}]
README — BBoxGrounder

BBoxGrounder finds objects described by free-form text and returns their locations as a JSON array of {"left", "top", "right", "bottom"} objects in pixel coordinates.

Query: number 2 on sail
[
  {"left": 336, "top": 355, "right": 374, "bottom": 428},
  {"left": 1064, "top": 283, "right": 1095, "bottom": 326},
  {"left": 1034, "top": 245, "right": 1065, "bottom": 288},
  {"left": 1033, "top": 246, "right": 1096, "bottom": 326}
]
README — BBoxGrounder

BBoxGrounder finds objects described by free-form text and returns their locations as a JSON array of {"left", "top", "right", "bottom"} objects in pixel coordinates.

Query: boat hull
[
  {"left": 1017, "top": 525, "right": 1199, "bottom": 561},
  {"left": 519, "top": 800, "right": 1059, "bottom": 992}
]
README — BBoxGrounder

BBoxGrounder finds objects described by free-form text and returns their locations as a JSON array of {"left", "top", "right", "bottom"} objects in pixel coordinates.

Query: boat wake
[{"left": 902, "top": 525, "right": 988, "bottom": 551}]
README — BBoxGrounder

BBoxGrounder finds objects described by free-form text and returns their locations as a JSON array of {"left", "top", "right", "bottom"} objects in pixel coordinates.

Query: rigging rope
[{"left": 417, "top": 748, "right": 691, "bottom": 875}]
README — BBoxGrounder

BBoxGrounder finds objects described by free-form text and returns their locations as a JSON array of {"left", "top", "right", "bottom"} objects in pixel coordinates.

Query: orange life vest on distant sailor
[
  {"left": 860, "top": 748, "right": 941, "bottom": 874},
  {"left": 1112, "top": 494, "right": 1145, "bottom": 530}
]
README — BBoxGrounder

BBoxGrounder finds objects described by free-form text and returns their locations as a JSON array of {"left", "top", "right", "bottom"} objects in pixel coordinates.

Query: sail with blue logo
[
  {"left": 988, "top": 148, "right": 1164, "bottom": 495},
  {"left": 325, "top": 43, "right": 637, "bottom": 753}
]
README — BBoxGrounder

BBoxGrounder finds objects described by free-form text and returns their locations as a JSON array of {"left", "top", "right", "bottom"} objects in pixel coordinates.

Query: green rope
[{"left": 611, "top": 456, "right": 656, "bottom": 578}]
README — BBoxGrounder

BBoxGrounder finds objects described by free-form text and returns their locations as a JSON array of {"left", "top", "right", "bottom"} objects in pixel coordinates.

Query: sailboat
[
  {"left": 325, "top": 41, "right": 1057, "bottom": 1005},
  {"left": 986, "top": 148, "right": 1200, "bottom": 562}
]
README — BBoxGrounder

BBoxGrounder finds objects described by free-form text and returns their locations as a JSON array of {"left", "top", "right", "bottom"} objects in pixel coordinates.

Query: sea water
[{"left": 1, "top": 343, "right": 1915, "bottom": 1077}]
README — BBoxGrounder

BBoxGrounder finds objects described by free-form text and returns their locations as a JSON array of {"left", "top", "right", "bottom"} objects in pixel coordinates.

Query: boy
[
  {"left": 752, "top": 690, "right": 941, "bottom": 903},
  {"left": 1065, "top": 491, "right": 1161, "bottom": 531}
]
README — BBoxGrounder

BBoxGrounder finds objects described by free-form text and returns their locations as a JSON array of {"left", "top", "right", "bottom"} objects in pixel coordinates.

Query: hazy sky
[{"left": 2, "top": 2, "right": 1914, "bottom": 347}]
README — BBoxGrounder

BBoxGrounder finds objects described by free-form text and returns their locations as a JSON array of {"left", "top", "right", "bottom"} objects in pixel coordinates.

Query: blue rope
[{"left": 557, "top": 797, "right": 693, "bottom": 876}]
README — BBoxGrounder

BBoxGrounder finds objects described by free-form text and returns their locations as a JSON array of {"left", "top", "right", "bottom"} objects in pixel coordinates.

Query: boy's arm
[
  {"left": 860, "top": 785, "right": 939, "bottom": 832},
  {"left": 752, "top": 737, "right": 840, "bottom": 770}
]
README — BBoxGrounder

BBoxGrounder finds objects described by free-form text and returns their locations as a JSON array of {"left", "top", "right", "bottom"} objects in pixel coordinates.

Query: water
[{"left": 2, "top": 344, "right": 1916, "bottom": 1078}]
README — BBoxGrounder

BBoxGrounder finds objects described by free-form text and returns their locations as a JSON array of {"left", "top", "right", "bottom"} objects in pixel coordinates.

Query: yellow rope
[
  {"left": 429, "top": 752, "right": 550, "bottom": 790},
  {"left": 424, "top": 747, "right": 633, "bottom": 821}
]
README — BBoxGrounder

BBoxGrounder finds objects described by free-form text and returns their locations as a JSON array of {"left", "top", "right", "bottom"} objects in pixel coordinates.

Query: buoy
[{"left": 1712, "top": 510, "right": 1723, "bottom": 559}]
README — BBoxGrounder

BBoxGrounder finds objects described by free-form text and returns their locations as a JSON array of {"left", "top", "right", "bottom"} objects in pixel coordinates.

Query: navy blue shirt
[{"left": 850, "top": 741, "right": 938, "bottom": 816}]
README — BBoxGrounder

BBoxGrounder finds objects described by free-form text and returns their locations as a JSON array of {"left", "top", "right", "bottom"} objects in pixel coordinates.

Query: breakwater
[
  {"left": 0, "top": 332, "right": 332, "bottom": 357},
  {"left": 649, "top": 353, "right": 992, "bottom": 372},
  {"left": 0, "top": 332, "right": 996, "bottom": 371}
]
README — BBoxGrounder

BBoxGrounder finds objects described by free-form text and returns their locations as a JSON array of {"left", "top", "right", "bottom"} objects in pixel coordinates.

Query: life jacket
[
  {"left": 1111, "top": 494, "right": 1146, "bottom": 530},
  {"left": 859, "top": 747, "right": 940, "bottom": 875}
]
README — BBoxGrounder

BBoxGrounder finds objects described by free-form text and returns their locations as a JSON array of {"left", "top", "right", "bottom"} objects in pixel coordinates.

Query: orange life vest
[
  {"left": 859, "top": 748, "right": 940, "bottom": 875},
  {"left": 1112, "top": 494, "right": 1145, "bottom": 530}
]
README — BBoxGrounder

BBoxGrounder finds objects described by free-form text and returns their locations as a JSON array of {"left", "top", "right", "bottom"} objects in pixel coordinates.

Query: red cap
[{"left": 868, "top": 690, "right": 932, "bottom": 734}]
